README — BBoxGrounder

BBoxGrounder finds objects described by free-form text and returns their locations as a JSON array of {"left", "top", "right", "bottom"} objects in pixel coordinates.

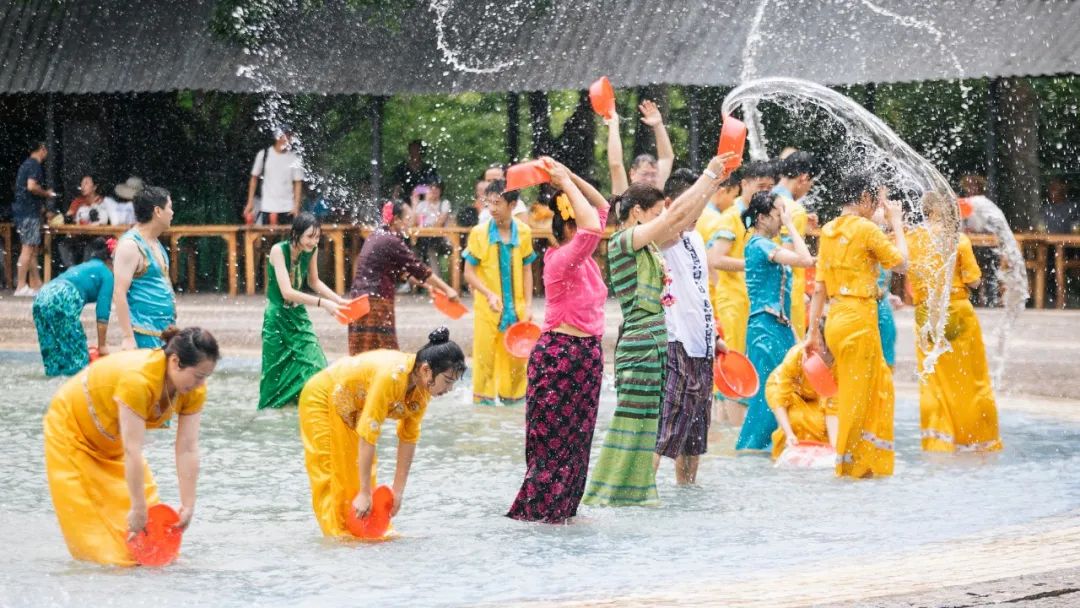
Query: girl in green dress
[
  {"left": 259, "top": 213, "right": 348, "bottom": 409},
  {"left": 583, "top": 154, "right": 733, "bottom": 506}
]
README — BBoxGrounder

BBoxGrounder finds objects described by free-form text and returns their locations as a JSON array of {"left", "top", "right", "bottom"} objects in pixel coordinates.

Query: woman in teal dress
[
  {"left": 258, "top": 213, "right": 348, "bottom": 409},
  {"left": 583, "top": 154, "right": 733, "bottom": 506},
  {"left": 32, "top": 237, "right": 114, "bottom": 376},
  {"left": 736, "top": 192, "right": 816, "bottom": 451},
  {"left": 877, "top": 267, "right": 898, "bottom": 367}
]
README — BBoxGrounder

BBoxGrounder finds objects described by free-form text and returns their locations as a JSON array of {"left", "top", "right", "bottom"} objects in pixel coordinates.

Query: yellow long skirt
[
  {"left": 471, "top": 316, "right": 527, "bottom": 405},
  {"left": 298, "top": 377, "right": 377, "bottom": 537},
  {"left": 44, "top": 378, "right": 160, "bottom": 566},
  {"left": 767, "top": 394, "right": 833, "bottom": 460},
  {"left": 790, "top": 267, "right": 807, "bottom": 341},
  {"left": 916, "top": 299, "right": 1002, "bottom": 453},
  {"left": 714, "top": 292, "right": 749, "bottom": 354},
  {"left": 825, "top": 296, "right": 895, "bottom": 478}
]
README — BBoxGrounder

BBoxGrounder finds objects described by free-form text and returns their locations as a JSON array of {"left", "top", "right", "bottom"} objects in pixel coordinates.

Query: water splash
[
  {"left": 723, "top": 77, "right": 960, "bottom": 373},
  {"left": 429, "top": 0, "right": 515, "bottom": 74},
  {"left": 739, "top": 0, "right": 771, "bottom": 160},
  {"left": 965, "top": 197, "right": 1030, "bottom": 389}
]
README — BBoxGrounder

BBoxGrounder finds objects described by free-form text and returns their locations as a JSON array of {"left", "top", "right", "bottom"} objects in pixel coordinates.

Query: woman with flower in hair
[
  {"left": 582, "top": 153, "right": 734, "bottom": 507},
  {"left": 32, "top": 236, "right": 117, "bottom": 376},
  {"left": 348, "top": 201, "right": 458, "bottom": 355},
  {"left": 507, "top": 158, "right": 609, "bottom": 523},
  {"left": 735, "top": 192, "right": 815, "bottom": 451}
]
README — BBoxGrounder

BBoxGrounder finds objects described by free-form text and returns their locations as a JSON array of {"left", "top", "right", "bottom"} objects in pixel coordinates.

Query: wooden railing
[{"left": 2, "top": 223, "right": 1077, "bottom": 309}]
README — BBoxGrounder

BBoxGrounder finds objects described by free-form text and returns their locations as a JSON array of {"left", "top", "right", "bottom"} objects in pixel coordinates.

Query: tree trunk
[{"left": 996, "top": 77, "right": 1041, "bottom": 229}]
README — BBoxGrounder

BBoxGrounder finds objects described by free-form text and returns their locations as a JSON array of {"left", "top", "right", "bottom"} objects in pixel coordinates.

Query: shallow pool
[{"left": 1, "top": 352, "right": 1078, "bottom": 607}]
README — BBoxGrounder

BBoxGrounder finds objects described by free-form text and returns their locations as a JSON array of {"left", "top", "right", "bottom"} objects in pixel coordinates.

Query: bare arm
[
  {"left": 351, "top": 438, "right": 377, "bottom": 517},
  {"left": 423, "top": 273, "right": 458, "bottom": 300},
  {"left": 883, "top": 195, "right": 909, "bottom": 273},
  {"left": 606, "top": 115, "right": 629, "bottom": 196},
  {"left": 26, "top": 178, "right": 55, "bottom": 199},
  {"left": 118, "top": 404, "right": 148, "bottom": 536},
  {"left": 707, "top": 239, "right": 746, "bottom": 271},
  {"left": 631, "top": 154, "right": 734, "bottom": 251},
  {"left": 772, "top": 406, "right": 798, "bottom": 447},
  {"left": 391, "top": 441, "right": 417, "bottom": 516},
  {"left": 640, "top": 100, "right": 674, "bottom": 189},
  {"left": 175, "top": 411, "right": 201, "bottom": 529},
  {"left": 111, "top": 239, "right": 140, "bottom": 349},
  {"left": 806, "top": 281, "right": 827, "bottom": 356},
  {"left": 244, "top": 175, "right": 259, "bottom": 216},
  {"left": 522, "top": 264, "right": 533, "bottom": 322},
  {"left": 545, "top": 158, "right": 600, "bottom": 233},
  {"left": 771, "top": 212, "right": 815, "bottom": 268},
  {"left": 305, "top": 247, "right": 347, "bottom": 304},
  {"left": 569, "top": 171, "right": 609, "bottom": 211},
  {"left": 95, "top": 321, "right": 109, "bottom": 351}
]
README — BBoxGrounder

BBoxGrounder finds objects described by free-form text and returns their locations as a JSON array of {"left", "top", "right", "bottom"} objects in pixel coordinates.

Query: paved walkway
[{"left": 2, "top": 292, "right": 1079, "bottom": 607}]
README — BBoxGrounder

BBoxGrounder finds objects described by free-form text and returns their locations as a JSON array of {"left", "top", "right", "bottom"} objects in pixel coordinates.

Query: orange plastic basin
[
  {"left": 505, "top": 160, "right": 551, "bottom": 192},
  {"left": 433, "top": 290, "right": 468, "bottom": 319},
  {"left": 126, "top": 503, "right": 183, "bottom": 566},
  {"left": 504, "top": 321, "right": 541, "bottom": 359},
  {"left": 589, "top": 76, "right": 616, "bottom": 119},
  {"left": 802, "top": 352, "right": 838, "bottom": 398},
  {"left": 717, "top": 114, "right": 747, "bottom": 170},
  {"left": 713, "top": 351, "right": 760, "bottom": 399},
  {"left": 336, "top": 295, "right": 371, "bottom": 325},
  {"left": 345, "top": 485, "right": 395, "bottom": 540}
]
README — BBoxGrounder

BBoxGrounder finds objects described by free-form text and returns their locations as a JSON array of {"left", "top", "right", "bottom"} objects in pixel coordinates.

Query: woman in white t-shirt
[{"left": 412, "top": 183, "right": 452, "bottom": 278}]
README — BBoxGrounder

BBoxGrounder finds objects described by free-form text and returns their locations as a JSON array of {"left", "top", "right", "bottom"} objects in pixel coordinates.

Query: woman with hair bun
[
  {"left": 735, "top": 191, "right": 815, "bottom": 451},
  {"left": 298, "top": 327, "right": 466, "bottom": 536},
  {"left": 43, "top": 326, "right": 220, "bottom": 565},
  {"left": 32, "top": 237, "right": 117, "bottom": 376}
]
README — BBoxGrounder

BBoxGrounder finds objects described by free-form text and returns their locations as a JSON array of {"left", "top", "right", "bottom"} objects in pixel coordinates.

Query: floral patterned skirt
[{"left": 507, "top": 332, "right": 603, "bottom": 524}]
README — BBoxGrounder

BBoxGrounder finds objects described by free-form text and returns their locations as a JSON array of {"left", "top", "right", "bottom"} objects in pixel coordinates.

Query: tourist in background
[
  {"left": 390, "top": 139, "right": 439, "bottom": 201},
  {"left": 13, "top": 142, "right": 55, "bottom": 296},
  {"left": 412, "top": 180, "right": 452, "bottom": 280},
  {"left": 57, "top": 175, "right": 110, "bottom": 269},
  {"left": 243, "top": 124, "right": 305, "bottom": 225},
  {"left": 1043, "top": 176, "right": 1078, "bottom": 234},
  {"left": 110, "top": 176, "right": 141, "bottom": 225}
]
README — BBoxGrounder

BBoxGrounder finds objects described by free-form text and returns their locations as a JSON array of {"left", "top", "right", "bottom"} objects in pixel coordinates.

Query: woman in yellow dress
[
  {"left": 298, "top": 327, "right": 466, "bottom": 536},
  {"left": 44, "top": 326, "right": 220, "bottom": 566},
  {"left": 906, "top": 199, "right": 1002, "bottom": 453},
  {"left": 766, "top": 340, "right": 838, "bottom": 460},
  {"left": 807, "top": 173, "right": 907, "bottom": 478}
]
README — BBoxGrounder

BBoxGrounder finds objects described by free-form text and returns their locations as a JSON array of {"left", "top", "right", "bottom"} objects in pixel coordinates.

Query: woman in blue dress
[
  {"left": 735, "top": 192, "right": 816, "bottom": 451},
  {"left": 877, "top": 267, "right": 898, "bottom": 368},
  {"left": 32, "top": 237, "right": 115, "bottom": 376}
]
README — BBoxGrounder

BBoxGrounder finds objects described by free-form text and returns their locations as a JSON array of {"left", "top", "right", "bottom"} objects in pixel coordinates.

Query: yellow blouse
[
  {"left": 765, "top": 343, "right": 829, "bottom": 410},
  {"left": 907, "top": 229, "right": 981, "bottom": 305},
  {"left": 713, "top": 201, "right": 750, "bottom": 301},
  {"left": 83, "top": 349, "right": 206, "bottom": 441},
  {"left": 816, "top": 215, "right": 903, "bottom": 299},
  {"left": 320, "top": 350, "right": 431, "bottom": 445}
]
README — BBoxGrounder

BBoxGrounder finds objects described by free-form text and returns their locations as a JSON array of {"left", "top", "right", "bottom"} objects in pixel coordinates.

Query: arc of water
[
  {"left": 723, "top": 77, "right": 961, "bottom": 374},
  {"left": 739, "top": 0, "right": 772, "bottom": 160},
  {"left": 429, "top": 0, "right": 515, "bottom": 74}
]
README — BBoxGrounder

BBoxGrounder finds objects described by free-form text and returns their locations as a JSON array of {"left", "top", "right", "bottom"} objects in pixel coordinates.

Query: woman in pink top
[{"left": 508, "top": 158, "right": 609, "bottom": 524}]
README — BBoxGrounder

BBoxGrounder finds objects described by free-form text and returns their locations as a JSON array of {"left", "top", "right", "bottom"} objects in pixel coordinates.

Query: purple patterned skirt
[{"left": 507, "top": 331, "right": 604, "bottom": 524}]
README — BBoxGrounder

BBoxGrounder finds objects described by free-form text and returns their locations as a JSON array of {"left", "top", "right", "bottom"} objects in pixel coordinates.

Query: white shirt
[
  {"left": 103, "top": 196, "right": 135, "bottom": 225},
  {"left": 74, "top": 200, "right": 108, "bottom": 225},
  {"left": 251, "top": 147, "right": 305, "bottom": 213},
  {"left": 662, "top": 231, "right": 716, "bottom": 358},
  {"left": 963, "top": 195, "right": 1000, "bottom": 234},
  {"left": 415, "top": 198, "right": 452, "bottom": 228}
]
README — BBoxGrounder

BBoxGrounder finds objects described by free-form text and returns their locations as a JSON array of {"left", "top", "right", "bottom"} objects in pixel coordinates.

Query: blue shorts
[{"left": 15, "top": 215, "right": 43, "bottom": 247}]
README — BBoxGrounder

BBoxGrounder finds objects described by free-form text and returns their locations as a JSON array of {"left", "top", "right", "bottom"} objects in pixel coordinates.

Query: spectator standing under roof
[
  {"left": 390, "top": 139, "right": 439, "bottom": 201},
  {"left": 57, "top": 175, "right": 111, "bottom": 269},
  {"left": 13, "top": 142, "right": 55, "bottom": 296},
  {"left": 412, "top": 181, "right": 452, "bottom": 280},
  {"left": 1042, "top": 176, "right": 1079, "bottom": 234},
  {"left": 244, "top": 124, "right": 305, "bottom": 225}
]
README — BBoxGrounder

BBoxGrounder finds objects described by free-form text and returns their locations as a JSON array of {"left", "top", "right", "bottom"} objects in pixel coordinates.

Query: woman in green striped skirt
[{"left": 583, "top": 154, "right": 734, "bottom": 506}]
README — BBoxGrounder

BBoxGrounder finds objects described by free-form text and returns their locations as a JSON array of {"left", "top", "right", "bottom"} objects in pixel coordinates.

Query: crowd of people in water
[{"left": 32, "top": 102, "right": 1002, "bottom": 566}]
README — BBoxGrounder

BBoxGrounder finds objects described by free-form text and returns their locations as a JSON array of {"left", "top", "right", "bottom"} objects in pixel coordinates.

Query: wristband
[{"left": 703, "top": 168, "right": 719, "bottom": 180}]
